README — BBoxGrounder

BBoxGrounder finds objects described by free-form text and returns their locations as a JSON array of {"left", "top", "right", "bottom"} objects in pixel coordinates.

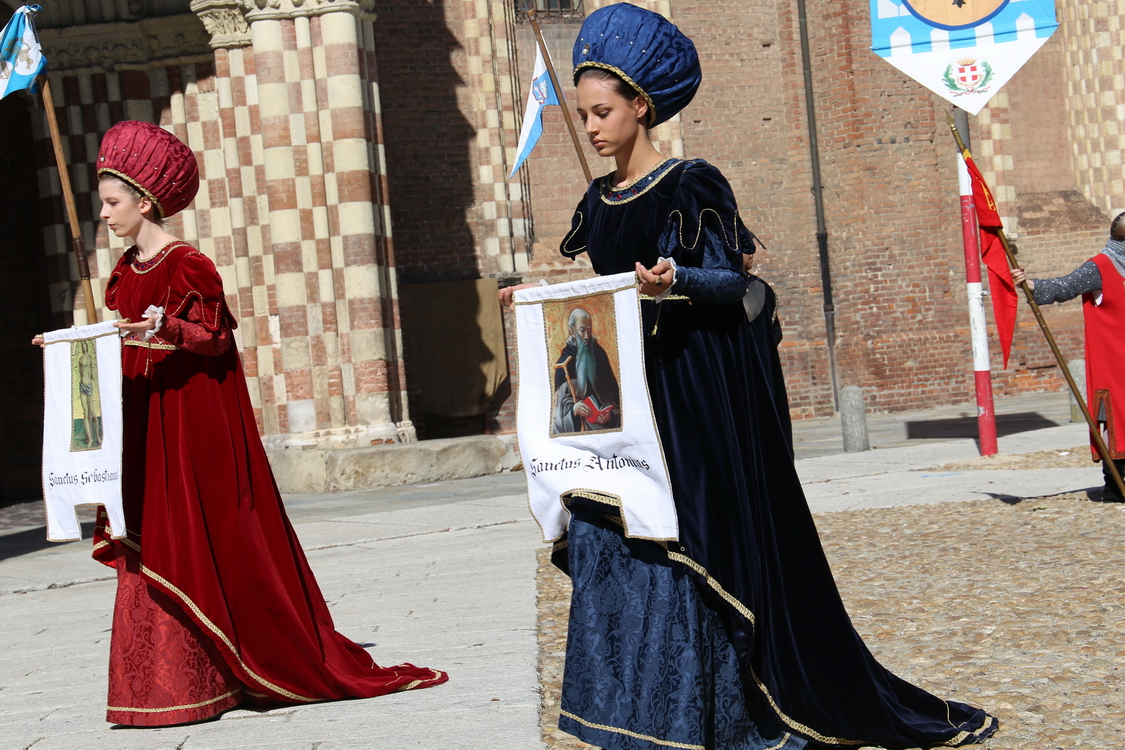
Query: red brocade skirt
[{"left": 106, "top": 547, "right": 246, "bottom": 726}]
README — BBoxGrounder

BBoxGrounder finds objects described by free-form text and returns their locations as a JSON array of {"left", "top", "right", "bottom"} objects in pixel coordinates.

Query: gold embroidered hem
[
  {"left": 108, "top": 688, "right": 242, "bottom": 714},
  {"left": 560, "top": 709, "right": 706, "bottom": 750},
  {"left": 583, "top": 508, "right": 868, "bottom": 747}
]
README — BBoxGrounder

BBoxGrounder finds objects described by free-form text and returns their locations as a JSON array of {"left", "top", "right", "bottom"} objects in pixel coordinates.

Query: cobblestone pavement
[
  {"left": 937, "top": 446, "right": 1095, "bottom": 472},
  {"left": 536, "top": 488, "right": 1125, "bottom": 749}
]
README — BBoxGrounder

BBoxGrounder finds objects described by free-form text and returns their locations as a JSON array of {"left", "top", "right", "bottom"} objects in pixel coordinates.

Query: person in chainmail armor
[{"left": 1012, "top": 214, "right": 1125, "bottom": 501}]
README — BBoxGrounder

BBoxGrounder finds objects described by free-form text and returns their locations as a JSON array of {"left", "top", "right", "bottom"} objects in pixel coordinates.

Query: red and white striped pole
[{"left": 954, "top": 113, "right": 998, "bottom": 457}]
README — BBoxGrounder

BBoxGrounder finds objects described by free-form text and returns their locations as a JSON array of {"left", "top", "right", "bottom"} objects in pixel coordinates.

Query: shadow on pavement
[
  {"left": 0, "top": 522, "right": 94, "bottom": 562},
  {"left": 905, "top": 411, "right": 1060, "bottom": 440}
]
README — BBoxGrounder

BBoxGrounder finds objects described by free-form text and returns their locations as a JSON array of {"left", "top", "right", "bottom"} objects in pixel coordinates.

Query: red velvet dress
[
  {"left": 93, "top": 241, "right": 446, "bottom": 726},
  {"left": 1084, "top": 253, "right": 1125, "bottom": 461}
]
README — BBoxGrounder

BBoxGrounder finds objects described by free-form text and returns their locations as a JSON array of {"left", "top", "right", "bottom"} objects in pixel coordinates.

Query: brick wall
[{"left": 492, "top": 0, "right": 1117, "bottom": 430}]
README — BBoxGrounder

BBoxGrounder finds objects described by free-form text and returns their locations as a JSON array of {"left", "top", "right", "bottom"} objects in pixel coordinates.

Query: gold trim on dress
[
  {"left": 560, "top": 709, "right": 705, "bottom": 750},
  {"left": 589, "top": 507, "right": 870, "bottom": 746},
  {"left": 392, "top": 669, "right": 446, "bottom": 693},
  {"left": 108, "top": 688, "right": 241, "bottom": 714},
  {"left": 607, "top": 157, "right": 672, "bottom": 191},
  {"left": 668, "top": 207, "right": 754, "bottom": 253},
  {"left": 129, "top": 240, "right": 182, "bottom": 275},
  {"left": 562, "top": 492, "right": 679, "bottom": 543},
  {"left": 599, "top": 158, "right": 679, "bottom": 206},
  {"left": 638, "top": 294, "right": 689, "bottom": 302},
  {"left": 562, "top": 209, "right": 587, "bottom": 257},
  {"left": 140, "top": 564, "right": 318, "bottom": 703},
  {"left": 123, "top": 338, "right": 178, "bottom": 351},
  {"left": 573, "top": 61, "right": 658, "bottom": 125}
]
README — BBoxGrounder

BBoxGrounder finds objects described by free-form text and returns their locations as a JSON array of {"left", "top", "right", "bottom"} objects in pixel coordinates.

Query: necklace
[{"left": 131, "top": 242, "right": 178, "bottom": 274}]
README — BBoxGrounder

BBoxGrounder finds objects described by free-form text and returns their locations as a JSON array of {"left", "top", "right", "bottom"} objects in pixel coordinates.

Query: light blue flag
[
  {"left": 0, "top": 4, "right": 46, "bottom": 100},
  {"left": 870, "top": 0, "right": 1056, "bottom": 115},
  {"left": 510, "top": 45, "right": 561, "bottom": 179}
]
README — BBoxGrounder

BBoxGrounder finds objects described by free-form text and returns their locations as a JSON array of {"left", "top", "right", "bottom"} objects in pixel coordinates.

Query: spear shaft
[
  {"left": 526, "top": 9, "right": 592, "bottom": 184},
  {"left": 41, "top": 77, "right": 99, "bottom": 323}
]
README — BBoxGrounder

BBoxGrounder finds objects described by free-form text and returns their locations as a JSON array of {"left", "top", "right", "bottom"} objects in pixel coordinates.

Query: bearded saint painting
[{"left": 549, "top": 304, "right": 621, "bottom": 436}]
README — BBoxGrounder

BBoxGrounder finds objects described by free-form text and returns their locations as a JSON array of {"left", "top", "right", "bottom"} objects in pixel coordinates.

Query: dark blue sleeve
[
  {"left": 656, "top": 160, "right": 754, "bottom": 305},
  {"left": 561, "top": 196, "right": 589, "bottom": 260},
  {"left": 657, "top": 219, "right": 747, "bottom": 304}
]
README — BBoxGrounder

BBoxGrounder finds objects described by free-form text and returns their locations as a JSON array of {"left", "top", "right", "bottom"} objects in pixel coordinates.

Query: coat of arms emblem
[
  {"left": 943, "top": 57, "right": 994, "bottom": 94},
  {"left": 532, "top": 79, "right": 549, "bottom": 106}
]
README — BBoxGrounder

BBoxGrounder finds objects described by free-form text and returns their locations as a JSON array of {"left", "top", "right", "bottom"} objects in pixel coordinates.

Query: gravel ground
[
  {"left": 937, "top": 447, "right": 1094, "bottom": 472},
  {"left": 537, "top": 490, "right": 1125, "bottom": 749}
]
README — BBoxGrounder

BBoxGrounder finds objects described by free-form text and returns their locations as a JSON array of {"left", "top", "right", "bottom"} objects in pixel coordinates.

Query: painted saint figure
[
  {"left": 73, "top": 339, "right": 102, "bottom": 450},
  {"left": 552, "top": 307, "right": 620, "bottom": 434}
]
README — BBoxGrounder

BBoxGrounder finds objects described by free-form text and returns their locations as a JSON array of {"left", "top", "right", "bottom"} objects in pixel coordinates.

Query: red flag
[{"left": 963, "top": 153, "right": 1018, "bottom": 368}]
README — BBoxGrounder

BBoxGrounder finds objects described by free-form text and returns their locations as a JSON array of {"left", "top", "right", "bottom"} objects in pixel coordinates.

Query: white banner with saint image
[
  {"left": 514, "top": 273, "right": 677, "bottom": 542},
  {"left": 41, "top": 321, "right": 125, "bottom": 542}
]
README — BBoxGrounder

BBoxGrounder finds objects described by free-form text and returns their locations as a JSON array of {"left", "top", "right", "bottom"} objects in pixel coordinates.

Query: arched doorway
[{"left": 0, "top": 93, "right": 54, "bottom": 505}]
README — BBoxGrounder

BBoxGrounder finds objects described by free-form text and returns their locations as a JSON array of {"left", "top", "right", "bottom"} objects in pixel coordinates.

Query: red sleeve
[
  {"left": 161, "top": 309, "right": 233, "bottom": 356},
  {"left": 104, "top": 251, "right": 134, "bottom": 312},
  {"left": 159, "top": 250, "right": 238, "bottom": 356}
]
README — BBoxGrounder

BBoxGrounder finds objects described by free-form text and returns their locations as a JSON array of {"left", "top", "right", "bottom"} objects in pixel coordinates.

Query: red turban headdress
[{"left": 97, "top": 121, "right": 199, "bottom": 220}]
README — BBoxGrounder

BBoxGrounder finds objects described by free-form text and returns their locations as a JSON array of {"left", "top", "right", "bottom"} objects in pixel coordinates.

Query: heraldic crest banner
[
  {"left": 514, "top": 273, "right": 677, "bottom": 542},
  {"left": 41, "top": 321, "right": 126, "bottom": 542},
  {"left": 870, "top": 0, "right": 1057, "bottom": 115}
]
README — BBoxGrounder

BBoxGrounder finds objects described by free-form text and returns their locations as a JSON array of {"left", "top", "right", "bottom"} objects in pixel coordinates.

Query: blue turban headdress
[{"left": 572, "top": 3, "right": 701, "bottom": 128}]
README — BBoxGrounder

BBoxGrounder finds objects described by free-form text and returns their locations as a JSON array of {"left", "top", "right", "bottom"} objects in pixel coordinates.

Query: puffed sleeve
[
  {"left": 561, "top": 189, "right": 593, "bottom": 260},
  {"left": 103, "top": 254, "right": 131, "bottom": 312},
  {"left": 160, "top": 250, "right": 238, "bottom": 356},
  {"left": 657, "top": 160, "right": 756, "bottom": 305}
]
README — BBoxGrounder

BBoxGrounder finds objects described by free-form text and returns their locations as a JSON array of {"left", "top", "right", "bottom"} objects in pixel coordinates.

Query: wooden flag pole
[
  {"left": 40, "top": 77, "right": 99, "bottom": 323},
  {"left": 526, "top": 9, "right": 592, "bottom": 184},
  {"left": 947, "top": 113, "right": 1125, "bottom": 500}
]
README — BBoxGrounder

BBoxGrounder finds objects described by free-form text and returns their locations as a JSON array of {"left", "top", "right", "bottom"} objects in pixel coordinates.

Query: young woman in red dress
[{"left": 58, "top": 120, "right": 446, "bottom": 725}]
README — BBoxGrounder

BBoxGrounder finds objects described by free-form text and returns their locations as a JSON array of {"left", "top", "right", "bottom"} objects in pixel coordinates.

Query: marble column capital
[
  {"left": 190, "top": 0, "right": 253, "bottom": 49},
  {"left": 192, "top": 0, "right": 374, "bottom": 49}
]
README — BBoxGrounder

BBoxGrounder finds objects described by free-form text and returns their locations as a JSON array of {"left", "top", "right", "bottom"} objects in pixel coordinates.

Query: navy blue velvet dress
[{"left": 554, "top": 158, "right": 996, "bottom": 749}]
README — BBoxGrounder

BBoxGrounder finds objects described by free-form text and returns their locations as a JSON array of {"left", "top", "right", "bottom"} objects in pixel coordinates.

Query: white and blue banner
[
  {"left": 514, "top": 273, "right": 677, "bottom": 543},
  {"left": 509, "top": 45, "right": 561, "bottom": 179},
  {"left": 0, "top": 5, "right": 46, "bottom": 100},
  {"left": 871, "top": 0, "right": 1057, "bottom": 115},
  {"left": 42, "top": 321, "right": 125, "bottom": 542}
]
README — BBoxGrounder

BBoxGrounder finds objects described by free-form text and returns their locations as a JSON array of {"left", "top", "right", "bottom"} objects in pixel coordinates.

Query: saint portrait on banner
[
  {"left": 544, "top": 295, "right": 622, "bottom": 437},
  {"left": 71, "top": 338, "right": 103, "bottom": 451}
]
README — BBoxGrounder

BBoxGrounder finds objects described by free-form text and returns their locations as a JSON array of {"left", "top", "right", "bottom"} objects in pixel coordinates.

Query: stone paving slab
[
  {"left": 0, "top": 498, "right": 543, "bottom": 750},
  {"left": 803, "top": 467, "right": 1102, "bottom": 512},
  {"left": 0, "top": 396, "right": 1114, "bottom": 750}
]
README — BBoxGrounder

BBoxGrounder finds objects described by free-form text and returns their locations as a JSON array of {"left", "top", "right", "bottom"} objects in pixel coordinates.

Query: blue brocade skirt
[{"left": 559, "top": 506, "right": 807, "bottom": 750}]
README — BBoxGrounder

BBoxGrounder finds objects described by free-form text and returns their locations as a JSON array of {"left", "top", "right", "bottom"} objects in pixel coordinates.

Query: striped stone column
[{"left": 194, "top": 0, "right": 411, "bottom": 445}]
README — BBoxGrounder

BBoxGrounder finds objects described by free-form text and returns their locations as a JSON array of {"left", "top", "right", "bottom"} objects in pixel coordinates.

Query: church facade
[{"left": 2, "top": 0, "right": 1122, "bottom": 500}]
